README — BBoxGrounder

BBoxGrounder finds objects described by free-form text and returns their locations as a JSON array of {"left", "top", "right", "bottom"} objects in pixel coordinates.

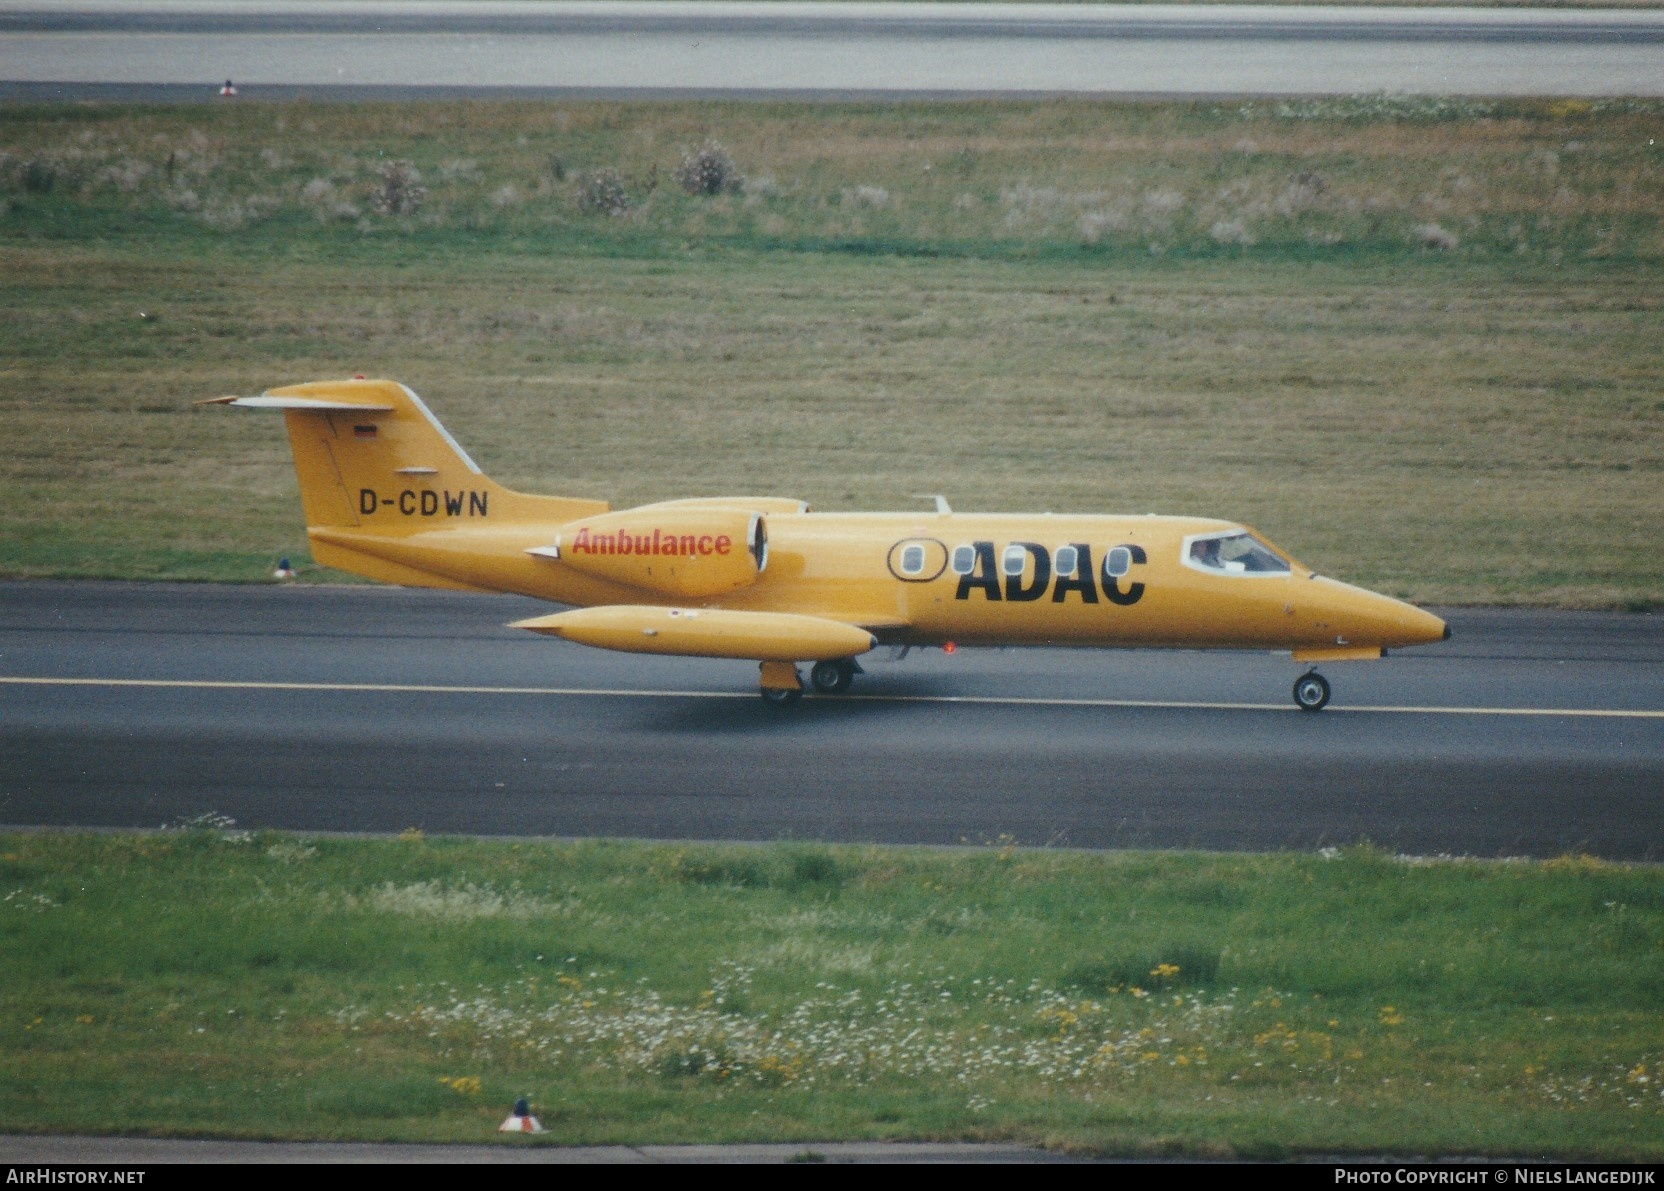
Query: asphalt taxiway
[{"left": 2, "top": 581, "right": 1660, "bottom": 859}]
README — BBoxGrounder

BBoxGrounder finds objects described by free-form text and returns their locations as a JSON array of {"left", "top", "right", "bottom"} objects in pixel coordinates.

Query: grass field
[
  {"left": 2, "top": 829, "right": 1660, "bottom": 1157},
  {"left": 1, "top": 98, "right": 1661, "bottom": 606}
]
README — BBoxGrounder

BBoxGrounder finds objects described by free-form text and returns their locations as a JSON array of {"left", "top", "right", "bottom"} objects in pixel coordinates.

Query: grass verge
[{"left": 2, "top": 828, "right": 1661, "bottom": 1157}]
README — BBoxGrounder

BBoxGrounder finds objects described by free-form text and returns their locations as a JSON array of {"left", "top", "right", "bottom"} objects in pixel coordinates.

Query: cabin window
[
  {"left": 1103, "top": 546, "right": 1132, "bottom": 579},
  {"left": 889, "top": 538, "right": 949, "bottom": 583},
  {"left": 1054, "top": 546, "right": 1079, "bottom": 577},
  {"left": 1001, "top": 544, "right": 1028, "bottom": 577},
  {"left": 1184, "top": 531, "right": 1291, "bottom": 575},
  {"left": 950, "top": 545, "right": 977, "bottom": 575}
]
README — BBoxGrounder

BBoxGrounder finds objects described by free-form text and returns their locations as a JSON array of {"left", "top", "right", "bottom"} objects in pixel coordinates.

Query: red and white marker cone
[
  {"left": 218, "top": 80, "right": 238, "bottom": 97},
  {"left": 273, "top": 557, "right": 296, "bottom": 580},
  {"left": 498, "top": 1097, "right": 544, "bottom": 1134}
]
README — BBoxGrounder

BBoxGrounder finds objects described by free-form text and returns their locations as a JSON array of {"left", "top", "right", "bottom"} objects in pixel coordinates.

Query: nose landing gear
[{"left": 1293, "top": 671, "right": 1331, "bottom": 713}]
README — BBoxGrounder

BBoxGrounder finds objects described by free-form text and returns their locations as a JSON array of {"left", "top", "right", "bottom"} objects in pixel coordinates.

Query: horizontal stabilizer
[
  {"left": 512, "top": 605, "right": 876, "bottom": 662},
  {"left": 196, "top": 396, "right": 395, "bottom": 412}
]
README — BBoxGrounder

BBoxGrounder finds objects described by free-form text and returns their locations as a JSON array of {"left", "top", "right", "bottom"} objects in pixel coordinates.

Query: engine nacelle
[{"left": 545, "top": 506, "right": 766, "bottom": 598}]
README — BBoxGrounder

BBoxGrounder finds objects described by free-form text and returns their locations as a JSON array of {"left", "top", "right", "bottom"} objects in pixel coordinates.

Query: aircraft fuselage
[{"left": 309, "top": 510, "right": 1446, "bottom": 659}]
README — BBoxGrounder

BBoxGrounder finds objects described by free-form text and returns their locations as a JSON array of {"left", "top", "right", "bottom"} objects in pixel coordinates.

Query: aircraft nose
[
  {"left": 1371, "top": 593, "right": 1448, "bottom": 649},
  {"left": 1307, "top": 578, "right": 1448, "bottom": 650}
]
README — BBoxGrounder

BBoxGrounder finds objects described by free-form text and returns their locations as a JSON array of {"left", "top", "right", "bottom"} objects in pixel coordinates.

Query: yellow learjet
[{"left": 204, "top": 379, "right": 1448, "bottom": 710}]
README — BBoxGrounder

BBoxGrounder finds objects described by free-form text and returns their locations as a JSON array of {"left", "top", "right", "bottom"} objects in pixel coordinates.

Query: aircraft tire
[
  {"left": 761, "top": 685, "right": 803, "bottom": 707},
  {"left": 1293, "top": 672, "right": 1331, "bottom": 713},
  {"left": 809, "top": 658, "right": 857, "bottom": 695}
]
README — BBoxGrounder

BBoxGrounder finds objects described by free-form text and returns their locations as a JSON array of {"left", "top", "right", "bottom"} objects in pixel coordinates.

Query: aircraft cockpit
[{"left": 1183, "top": 530, "right": 1291, "bottom": 575}]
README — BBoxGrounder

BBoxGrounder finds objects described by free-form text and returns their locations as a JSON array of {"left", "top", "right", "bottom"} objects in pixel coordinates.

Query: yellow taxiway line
[{"left": 2, "top": 676, "right": 1661, "bottom": 719}]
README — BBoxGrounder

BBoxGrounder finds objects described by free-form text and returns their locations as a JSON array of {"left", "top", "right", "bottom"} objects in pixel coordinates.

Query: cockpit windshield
[{"left": 1185, "top": 531, "right": 1291, "bottom": 575}]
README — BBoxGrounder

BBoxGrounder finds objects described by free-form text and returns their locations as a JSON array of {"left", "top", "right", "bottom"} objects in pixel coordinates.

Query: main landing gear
[
  {"left": 809, "top": 657, "right": 862, "bottom": 695},
  {"left": 759, "top": 661, "right": 803, "bottom": 706},
  {"left": 1293, "top": 671, "right": 1331, "bottom": 713},
  {"left": 759, "top": 658, "right": 863, "bottom": 705}
]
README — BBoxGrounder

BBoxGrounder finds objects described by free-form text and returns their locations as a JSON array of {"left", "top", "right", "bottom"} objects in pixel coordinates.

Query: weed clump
[
  {"left": 1209, "top": 218, "right": 1256, "bottom": 247},
  {"left": 676, "top": 854, "right": 770, "bottom": 888},
  {"left": 1413, "top": 221, "right": 1459, "bottom": 252},
  {"left": 370, "top": 160, "right": 426, "bottom": 217},
  {"left": 665, "top": 846, "right": 844, "bottom": 892},
  {"left": 655, "top": 1041, "right": 734, "bottom": 1079},
  {"left": 847, "top": 185, "right": 889, "bottom": 209},
  {"left": 675, "top": 141, "right": 741, "bottom": 196},
  {"left": 1061, "top": 944, "right": 1222, "bottom": 993},
  {"left": 0, "top": 153, "right": 65, "bottom": 196},
  {"left": 787, "top": 849, "right": 841, "bottom": 890},
  {"left": 23, "top": 158, "right": 58, "bottom": 195},
  {"left": 301, "top": 176, "right": 359, "bottom": 223},
  {"left": 576, "top": 168, "right": 630, "bottom": 216}
]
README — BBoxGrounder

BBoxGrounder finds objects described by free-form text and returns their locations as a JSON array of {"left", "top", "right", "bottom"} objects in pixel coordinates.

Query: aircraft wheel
[
  {"left": 760, "top": 685, "right": 803, "bottom": 707},
  {"left": 809, "top": 658, "right": 857, "bottom": 695},
  {"left": 1293, "top": 671, "right": 1331, "bottom": 713}
]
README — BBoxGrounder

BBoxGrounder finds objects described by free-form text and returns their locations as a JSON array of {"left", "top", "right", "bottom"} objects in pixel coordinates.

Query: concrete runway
[
  {"left": 3, "top": 1, "right": 1662, "bottom": 98},
  {"left": 2, "top": 580, "right": 1660, "bottom": 859}
]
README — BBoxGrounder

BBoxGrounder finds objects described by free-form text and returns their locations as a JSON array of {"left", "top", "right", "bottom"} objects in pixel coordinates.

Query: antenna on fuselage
[{"left": 911, "top": 494, "right": 952, "bottom": 515}]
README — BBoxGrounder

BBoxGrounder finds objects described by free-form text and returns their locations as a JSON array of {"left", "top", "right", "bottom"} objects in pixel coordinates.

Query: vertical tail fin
[
  {"left": 200, "top": 379, "right": 605, "bottom": 530},
  {"left": 279, "top": 379, "right": 489, "bottom": 529},
  {"left": 201, "top": 379, "right": 608, "bottom": 588},
  {"left": 201, "top": 379, "right": 490, "bottom": 529}
]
